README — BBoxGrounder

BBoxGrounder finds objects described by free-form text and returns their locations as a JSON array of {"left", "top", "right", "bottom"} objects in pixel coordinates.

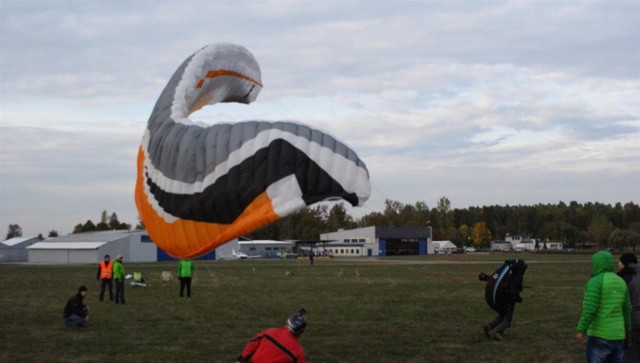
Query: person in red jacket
[{"left": 237, "top": 309, "right": 307, "bottom": 363}]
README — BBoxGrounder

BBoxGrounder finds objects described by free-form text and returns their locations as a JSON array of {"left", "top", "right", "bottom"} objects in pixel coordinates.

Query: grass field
[{"left": 0, "top": 253, "right": 595, "bottom": 362}]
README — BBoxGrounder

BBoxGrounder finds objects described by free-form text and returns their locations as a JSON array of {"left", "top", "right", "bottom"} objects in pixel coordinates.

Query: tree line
[
  {"left": 5, "top": 200, "right": 640, "bottom": 250},
  {"left": 246, "top": 198, "right": 640, "bottom": 250},
  {"left": 4, "top": 211, "right": 135, "bottom": 240}
]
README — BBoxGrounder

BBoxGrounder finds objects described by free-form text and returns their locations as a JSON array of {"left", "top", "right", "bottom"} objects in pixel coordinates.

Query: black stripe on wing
[{"left": 146, "top": 139, "right": 359, "bottom": 224}]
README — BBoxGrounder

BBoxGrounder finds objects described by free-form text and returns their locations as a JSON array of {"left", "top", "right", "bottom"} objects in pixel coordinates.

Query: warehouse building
[
  {"left": 27, "top": 230, "right": 217, "bottom": 264},
  {"left": 27, "top": 230, "right": 156, "bottom": 264},
  {"left": 0, "top": 236, "right": 41, "bottom": 262},
  {"left": 319, "top": 226, "right": 432, "bottom": 257}
]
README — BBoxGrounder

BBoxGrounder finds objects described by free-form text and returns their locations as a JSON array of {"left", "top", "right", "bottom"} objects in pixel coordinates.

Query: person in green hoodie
[
  {"left": 577, "top": 250, "right": 631, "bottom": 363},
  {"left": 113, "top": 255, "right": 126, "bottom": 304},
  {"left": 177, "top": 259, "right": 195, "bottom": 298}
]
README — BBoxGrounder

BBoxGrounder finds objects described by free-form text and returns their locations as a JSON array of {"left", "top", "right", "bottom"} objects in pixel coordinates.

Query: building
[
  {"left": 0, "top": 236, "right": 41, "bottom": 262},
  {"left": 27, "top": 230, "right": 156, "bottom": 264},
  {"left": 215, "top": 239, "right": 293, "bottom": 259},
  {"left": 319, "top": 226, "right": 432, "bottom": 257},
  {"left": 432, "top": 240, "right": 458, "bottom": 254},
  {"left": 491, "top": 240, "right": 512, "bottom": 251},
  {"left": 26, "top": 230, "right": 218, "bottom": 264}
]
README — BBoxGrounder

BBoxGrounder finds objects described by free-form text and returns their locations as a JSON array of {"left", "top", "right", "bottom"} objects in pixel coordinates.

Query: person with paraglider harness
[
  {"left": 237, "top": 309, "right": 307, "bottom": 363},
  {"left": 478, "top": 259, "right": 528, "bottom": 341}
]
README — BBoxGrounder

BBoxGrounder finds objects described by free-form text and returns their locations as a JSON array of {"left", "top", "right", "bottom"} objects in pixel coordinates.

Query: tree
[
  {"left": 459, "top": 224, "right": 471, "bottom": 246},
  {"left": 73, "top": 224, "right": 84, "bottom": 234},
  {"left": 136, "top": 217, "right": 145, "bottom": 230},
  {"left": 5, "top": 224, "right": 22, "bottom": 239},
  {"left": 109, "top": 212, "right": 120, "bottom": 230},
  {"left": 588, "top": 214, "right": 614, "bottom": 246},
  {"left": 471, "top": 222, "right": 492, "bottom": 247},
  {"left": 48, "top": 230, "right": 59, "bottom": 238},
  {"left": 608, "top": 229, "right": 640, "bottom": 251},
  {"left": 327, "top": 203, "right": 355, "bottom": 232}
]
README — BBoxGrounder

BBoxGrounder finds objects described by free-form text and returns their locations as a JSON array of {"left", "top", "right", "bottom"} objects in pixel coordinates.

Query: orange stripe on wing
[
  {"left": 195, "top": 69, "right": 263, "bottom": 89},
  {"left": 135, "top": 147, "right": 279, "bottom": 259}
]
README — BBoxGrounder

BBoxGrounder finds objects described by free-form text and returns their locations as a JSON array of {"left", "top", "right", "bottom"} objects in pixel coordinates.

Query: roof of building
[
  {"left": 238, "top": 240, "right": 293, "bottom": 245},
  {"left": 45, "top": 230, "right": 145, "bottom": 243},
  {"left": 28, "top": 242, "right": 108, "bottom": 250},
  {"left": 432, "top": 240, "right": 457, "bottom": 247},
  {"left": 376, "top": 226, "right": 431, "bottom": 239},
  {"left": 2, "top": 236, "right": 39, "bottom": 247}
]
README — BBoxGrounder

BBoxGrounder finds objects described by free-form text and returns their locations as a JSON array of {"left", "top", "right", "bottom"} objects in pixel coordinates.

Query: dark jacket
[
  {"left": 63, "top": 293, "right": 87, "bottom": 318},
  {"left": 619, "top": 263, "right": 640, "bottom": 330}
]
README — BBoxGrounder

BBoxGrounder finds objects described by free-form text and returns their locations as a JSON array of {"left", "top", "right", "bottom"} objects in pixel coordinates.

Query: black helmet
[{"left": 286, "top": 308, "right": 307, "bottom": 334}]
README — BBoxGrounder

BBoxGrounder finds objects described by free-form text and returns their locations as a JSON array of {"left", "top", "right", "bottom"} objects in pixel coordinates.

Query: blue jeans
[
  {"left": 586, "top": 336, "right": 624, "bottom": 363},
  {"left": 65, "top": 314, "right": 87, "bottom": 327}
]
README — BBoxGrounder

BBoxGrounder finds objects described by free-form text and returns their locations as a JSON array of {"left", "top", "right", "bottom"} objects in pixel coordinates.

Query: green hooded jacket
[
  {"left": 577, "top": 251, "right": 631, "bottom": 340},
  {"left": 112, "top": 259, "right": 126, "bottom": 280},
  {"left": 177, "top": 260, "right": 195, "bottom": 278}
]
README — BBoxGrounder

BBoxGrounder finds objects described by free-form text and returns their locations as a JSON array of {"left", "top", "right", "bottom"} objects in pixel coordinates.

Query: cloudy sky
[{"left": 1, "top": 1, "right": 638, "bottom": 238}]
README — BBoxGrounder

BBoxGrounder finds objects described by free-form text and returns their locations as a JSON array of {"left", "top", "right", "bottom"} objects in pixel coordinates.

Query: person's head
[
  {"left": 591, "top": 251, "right": 615, "bottom": 276},
  {"left": 286, "top": 309, "right": 307, "bottom": 337},
  {"left": 619, "top": 253, "right": 638, "bottom": 270},
  {"left": 116, "top": 255, "right": 123, "bottom": 261},
  {"left": 104, "top": 254, "right": 110, "bottom": 261},
  {"left": 78, "top": 285, "right": 88, "bottom": 297}
]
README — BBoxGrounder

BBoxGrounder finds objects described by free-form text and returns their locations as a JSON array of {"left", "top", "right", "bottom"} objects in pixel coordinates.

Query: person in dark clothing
[
  {"left": 237, "top": 309, "right": 307, "bottom": 363},
  {"left": 618, "top": 253, "right": 640, "bottom": 363},
  {"left": 63, "top": 285, "right": 89, "bottom": 327},
  {"left": 478, "top": 259, "right": 527, "bottom": 341},
  {"left": 96, "top": 254, "right": 114, "bottom": 302}
]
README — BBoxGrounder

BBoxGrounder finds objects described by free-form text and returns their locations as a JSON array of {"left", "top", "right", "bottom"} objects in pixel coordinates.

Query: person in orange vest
[
  {"left": 96, "top": 254, "right": 113, "bottom": 302},
  {"left": 237, "top": 309, "right": 307, "bottom": 363}
]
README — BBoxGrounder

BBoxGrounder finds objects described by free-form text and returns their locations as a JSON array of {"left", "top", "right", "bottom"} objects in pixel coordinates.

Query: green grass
[{"left": 0, "top": 253, "right": 593, "bottom": 362}]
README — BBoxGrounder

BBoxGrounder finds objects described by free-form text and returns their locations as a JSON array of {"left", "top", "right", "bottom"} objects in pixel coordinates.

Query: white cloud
[{"left": 1, "top": 0, "right": 638, "bottom": 236}]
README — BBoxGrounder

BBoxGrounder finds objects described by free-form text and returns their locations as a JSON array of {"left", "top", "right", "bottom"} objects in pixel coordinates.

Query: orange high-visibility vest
[{"left": 99, "top": 260, "right": 113, "bottom": 279}]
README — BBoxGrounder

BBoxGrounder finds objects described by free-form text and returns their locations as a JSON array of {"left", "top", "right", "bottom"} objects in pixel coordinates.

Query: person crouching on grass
[
  {"left": 237, "top": 309, "right": 307, "bottom": 363},
  {"left": 63, "top": 285, "right": 89, "bottom": 327}
]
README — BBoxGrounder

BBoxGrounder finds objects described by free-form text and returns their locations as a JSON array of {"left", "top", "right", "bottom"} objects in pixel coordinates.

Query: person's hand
[{"left": 576, "top": 332, "right": 586, "bottom": 343}]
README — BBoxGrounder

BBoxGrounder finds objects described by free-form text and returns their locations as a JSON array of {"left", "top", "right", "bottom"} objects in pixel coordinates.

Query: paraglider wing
[
  {"left": 135, "top": 43, "right": 370, "bottom": 259},
  {"left": 484, "top": 259, "right": 527, "bottom": 312}
]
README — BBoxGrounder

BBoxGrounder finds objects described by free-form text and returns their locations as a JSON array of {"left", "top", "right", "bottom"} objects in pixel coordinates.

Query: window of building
[{"left": 249, "top": 247, "right": 256, "bottom": 251}]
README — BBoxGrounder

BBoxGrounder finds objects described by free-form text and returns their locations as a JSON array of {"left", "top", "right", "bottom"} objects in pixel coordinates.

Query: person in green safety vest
[{"left": 177, "top": 260, "right": 195, "bottom": 298}]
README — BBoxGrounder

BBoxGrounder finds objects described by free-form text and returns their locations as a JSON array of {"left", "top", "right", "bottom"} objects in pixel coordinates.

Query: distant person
[
  {"left": 309, "top": 251, "right": 314, "bottom": 266},
  {"left": 96, "top": 254, "right": 113, "bottom": 302},
  {"left": 237, "top": 309, "right": 307, "bottom": 363},
  {"left": 618, "top": 252, "right": 640, "bottom": 363},
  {"left": 63, "top": 285, "right": 89, "bottom": 327},
  {"left": 177, "top": 259, "right": 195, "bottom": 298},
  {"left": 113, "top": 255, "right": 126, "bottom": 304},
  {"left": 577, "top": 251, "right": 631, "bottom": 362},
  {"left": 478, "top": 259, "right": 527, "bottom": 341}
]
